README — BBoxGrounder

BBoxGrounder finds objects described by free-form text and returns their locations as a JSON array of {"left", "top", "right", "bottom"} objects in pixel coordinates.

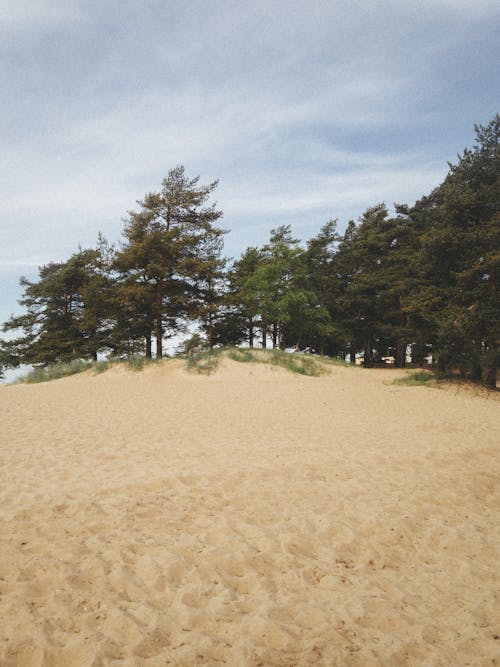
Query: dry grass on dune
[{"left": 0, "top": 356, "right": 499, "bottom": 666}]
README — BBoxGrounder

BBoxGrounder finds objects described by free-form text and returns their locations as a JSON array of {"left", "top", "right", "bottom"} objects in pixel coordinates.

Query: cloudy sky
[{"left": 1, "top": 0, "right": 498, "bottom": 326}]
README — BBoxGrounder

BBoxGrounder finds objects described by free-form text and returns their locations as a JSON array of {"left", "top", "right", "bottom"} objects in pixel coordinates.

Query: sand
[{"left": 0, "top": 359, "right": 499, "bottom": 666}]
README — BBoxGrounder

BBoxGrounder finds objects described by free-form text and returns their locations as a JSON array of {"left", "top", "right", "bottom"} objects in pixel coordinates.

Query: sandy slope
[{"left": 0, "top": 359, "right": 499, "bottom": 667}]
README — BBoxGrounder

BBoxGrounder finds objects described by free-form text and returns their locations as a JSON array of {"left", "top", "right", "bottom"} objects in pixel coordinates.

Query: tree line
[{"left": 1, "top": 116, "right": 498, "bottom": 387}]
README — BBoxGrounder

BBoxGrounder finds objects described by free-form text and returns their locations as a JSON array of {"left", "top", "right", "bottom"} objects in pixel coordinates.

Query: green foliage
[
  {"left": 392, "top": 371, "right": 439, "bottom": 386},
  {"left": 2, "top": 244, "right": 115, "bottom": 367},
  {"left": 302, "top": 220, "right": 340, "bottom": 354},
  {"left": 227, "top": 246, "right": 262, "bottom": 347},
  {"left": 2, "top": 118, "right": 498, "bottom": 390},
  {"left": 195, "top": 234, "right": 227, "bottom": 349},
  {"left": 407, "top": 114, "right": 499, "bottom": 386},
  {"left": 18, "top": 359, "right": 93, "bottom": 383},
  {"left": 175, "top": 333, "right": 208, "bottom": 356},
  {"left": 229, "top": 225, "right": 330, "bottom": 351},
  {"left": 332, "top": 204, "right": 416, "bottom": 368},
  {"left": 114, "top": 166, "right": 225, "bottom": 359}
]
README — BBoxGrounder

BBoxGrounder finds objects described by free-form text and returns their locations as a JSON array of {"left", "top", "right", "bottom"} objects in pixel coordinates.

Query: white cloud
[
  {"left": 0, "top": 260, "right": 41, "bottom": 267},
  {"left": 407, "top": 0, "right": 498, "bottom": 14},
  {"left": 0, "top": 0, "right": 81, "bottom": 32},
  {"left": 0, "top": 0, "right": 497, "bottom": 319}
]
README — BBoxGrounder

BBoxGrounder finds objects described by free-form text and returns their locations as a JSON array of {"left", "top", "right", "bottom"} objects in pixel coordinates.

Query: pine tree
[
  {"left": 227, "top": 247, "right": 263, "bottom": 348},
  {"left": 243, "top": 226, "right": 302, "bottom": 348},
  {"left": 2, "top": 246, "right": 112, "bottom": 366},
  {"left": 193, "top": 233, "right": 227, "bottom": 350},
  {"left": 304, "top": 220, "right": 339, "bottom": 354},
  {"left": 408, "top": 115, "right": 499, "bottom": 385},
  {"left": 114, "top": 166, "right": 224, "bottom": 358}
]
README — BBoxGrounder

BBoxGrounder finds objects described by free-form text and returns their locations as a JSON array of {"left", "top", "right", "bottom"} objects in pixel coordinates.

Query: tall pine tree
[{"left": 114, "top": 166, "right": 225, "bottom": 358}]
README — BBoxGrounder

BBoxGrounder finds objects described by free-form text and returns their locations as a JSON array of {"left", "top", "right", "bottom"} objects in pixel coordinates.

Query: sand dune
[{"left": 0, "top": 359, "right": 499, "bottom": 666}]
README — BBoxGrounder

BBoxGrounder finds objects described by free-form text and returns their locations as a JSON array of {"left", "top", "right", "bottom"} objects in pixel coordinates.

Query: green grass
[
  {"left": 226, "top": 348, "right": 256, "bottom": 363},
  {"left": 19, "top": 359, "right": 93, "bottom": 384},
  {"left": 187, "top": 347, "right": 331, "bottom": 377},
  {"left": 393, "top": 369, "right": 500, "bottom": 395},
  {"left": 14, "top": 348, "right": 338, "bottom": 383},
  {"left": 93, "top": 360, "right": 113, "bottom": 374},
  {"left": 125, "top": 355, "right": 155, "bottom": 372},
  {"left": 392, "top": 370, "right": 440, "bottom": 386},
  {"left": 16, "top": 355, "right": 156, "bottom": 384},
  {"left": 185, "top": 349, "right": 223, "bottom": 375}
]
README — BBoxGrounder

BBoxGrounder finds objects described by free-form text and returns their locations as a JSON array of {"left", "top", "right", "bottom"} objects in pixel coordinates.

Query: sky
[{"left": 1, "top": 0, "right": 499, "bottom": 330}]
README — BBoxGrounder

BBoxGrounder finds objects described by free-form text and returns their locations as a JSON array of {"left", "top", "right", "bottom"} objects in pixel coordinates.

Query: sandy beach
[{"left": 0, "top": 358, "right": 499, "bottom": 666}]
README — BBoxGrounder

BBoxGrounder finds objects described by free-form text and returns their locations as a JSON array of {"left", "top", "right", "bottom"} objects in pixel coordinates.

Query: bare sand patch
[{"left": 1, "top": 359, "right": 499, "bottom": 666}]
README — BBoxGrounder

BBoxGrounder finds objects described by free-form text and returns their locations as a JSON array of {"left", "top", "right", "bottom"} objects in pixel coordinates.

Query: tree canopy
[{"left": 1, "top": 117, "right": 498, "bottom": 387}]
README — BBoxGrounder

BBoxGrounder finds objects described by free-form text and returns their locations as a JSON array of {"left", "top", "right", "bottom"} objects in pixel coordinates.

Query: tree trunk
[
  {"left": 145, "top": 333, "right": 152, "bottom": 359},
  {"left": 395, "top": 339, "right": 406, "bottom": 368},
  {"left": 156, "top": 317, "right": 163, "bottom": 359},
  {"left": 278, "top": 325, "right": 285, "bottom": 350},
  {"left": 248, "top": 318, "right": 254, "bottom": 348},
  {"left": 261, "top": 322, "right": 267, "bottom": 349},
  {"left": 437, "top": 354, "right": 447, "bottom": 373},
  {"left": 482, "top": 347, "right": 497, "bottom": 389},
  {"left": 484, "top": 363, "right": 497, "bottom": 389},
  {"left": 363, "top": 335, "right": 373, "bottom": 368},
  {"left": 208, "top": 311, "right": 214, "bottom": 350},
  {"left": 411, "top": 341, "right": 426, "bottom": 367},
  {"left": 470, "top": 339, "right": 482, "bottom": 380},
  {"left": 272, "top": 323, "right": 278, "bottom": 349},
  {"left": 155, "top": 280, "right": 163, "bottom": 359},
  {"left": 471, "top": 357, "right": 482, "bottom": 381}
]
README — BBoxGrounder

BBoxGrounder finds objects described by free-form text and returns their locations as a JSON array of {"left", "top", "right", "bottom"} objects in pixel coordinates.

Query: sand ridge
[{"left": 0, "top": 359, "right": 499, "bottom": 666}]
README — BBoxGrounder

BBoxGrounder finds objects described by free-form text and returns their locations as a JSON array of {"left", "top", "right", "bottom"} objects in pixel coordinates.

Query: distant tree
[
  {"left": 227, "top": 246, "right": 263, "bottom": 347},
  {"left": 407, "top": 114, "right": 499, "bottom": 385},
  {"left": 210, "top": 310, "right": 248, "bottom": 347},
  {"left": 78, "top": 235, "right": 116, "bottom": 360},
  {"left": 2, "top": 245, "right": 113, "bottom": 366},
  {"left": 114, "top": 166, "right": 225, "bottom": 358},
  {"left": 329, "top": 220, "right": 359, "bottom": 362},
  {"left": 330, "top": 206, "right": 409, "bottom": 366},
  {"left": 194, "top": 233, "right": 227, "bottom": 350},
  {"left": 175, "top": 332, "right": 208, "bottom": 356},
  {"left": 333, "top": 205, "right": 388, "bottom": 367},
  {"left": 2, "top": 118, "right": 496, "bottom": 391},
  {"left": 108, "top": 271, "right": 156, "bottom": 358},
  {"left": 304, "top": 220, "right": 339, "bottom": 354},
  {"left": 244, "top": 225, "right": 302, "bottom": 348}
]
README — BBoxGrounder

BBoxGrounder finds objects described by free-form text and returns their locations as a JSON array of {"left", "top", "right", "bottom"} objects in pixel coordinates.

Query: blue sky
[{"left": 1, "top": 0, "right": 499, "bottom": 328}]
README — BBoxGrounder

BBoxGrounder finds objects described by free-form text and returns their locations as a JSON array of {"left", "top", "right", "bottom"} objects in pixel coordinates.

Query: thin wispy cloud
[{"left": 0, "top": 1, "right": 498, "bottom": 321}]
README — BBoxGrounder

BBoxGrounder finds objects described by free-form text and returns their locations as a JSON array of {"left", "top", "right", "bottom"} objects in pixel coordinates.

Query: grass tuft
[
  {"left": 16, "top": 355, "right": 156, "bottom": 384},
  {"left": 20, "top": 359, "right": 92, "bottom": 384},
  {"left": 93, "top": 360, "right": 113, "bottom": 374},
  {"left": 186, "top": 347, "right": 330, "bottom": 377},
  {"left": 126, "top": 355, "right": 154, "bottom": 371},
  {"left": 226, "top": 348, "right": 256, "bottom": 363},
  {"left": 186, "top": 350, "right": 222, "bottom": 375},
  {"left": 393, "top": 370, "right": 439, "bottom": 386},
  {"left": 265, "top": 349, "right": 328, "bottom": 376}
]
